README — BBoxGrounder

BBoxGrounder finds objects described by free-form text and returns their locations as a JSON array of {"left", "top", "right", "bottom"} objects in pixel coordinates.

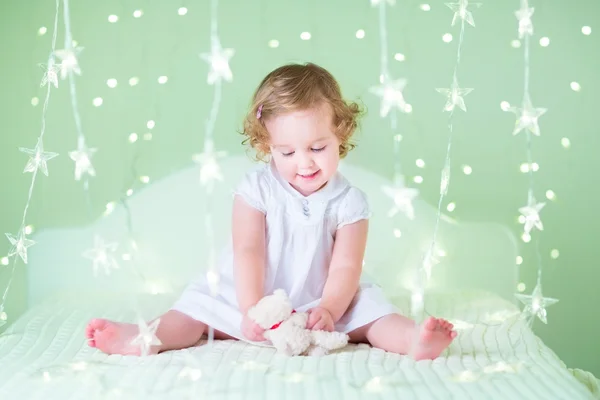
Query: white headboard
[{"left": 26, "top": 155, "right": 518, "bottom": 307}]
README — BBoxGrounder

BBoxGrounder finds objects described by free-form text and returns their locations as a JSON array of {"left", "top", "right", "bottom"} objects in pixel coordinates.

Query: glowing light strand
[
  {"left": 370, "top": 1, "right": 418, "bottom": 227},
  {"left": 0, "top": 0, "right": 61, "bottom": 327},
  {"left": 61, "top": 0, "right": 95, "bottom": 213},
  {"left": 414, "top": 1, "right": 477, "bottom": 319},
  {"left": 509, "top": 0, "right": 557, "bottom": 324},
  {"left": 196, "top": 0, "right": 233, "bottom": 344}
]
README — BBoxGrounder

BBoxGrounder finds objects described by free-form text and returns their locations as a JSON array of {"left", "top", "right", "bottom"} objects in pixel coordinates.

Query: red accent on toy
[{"left": 270, "top": 310, "right": 296, "bottom": 330}]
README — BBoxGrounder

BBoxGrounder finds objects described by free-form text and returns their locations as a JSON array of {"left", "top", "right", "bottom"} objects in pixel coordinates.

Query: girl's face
[{"left": 265, "top": 104, "right": 341, "bottom": 197}]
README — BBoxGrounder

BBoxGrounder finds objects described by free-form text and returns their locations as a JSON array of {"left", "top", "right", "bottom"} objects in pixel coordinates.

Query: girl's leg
[
  {"left": 348, "top": 313, "right": 456, "bottom": 360},
  {"left": 86, "top": 310, "right": 234, "bottom": 356}
]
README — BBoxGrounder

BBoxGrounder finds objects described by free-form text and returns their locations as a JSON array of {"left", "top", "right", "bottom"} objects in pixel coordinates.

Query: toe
[
  {"left": 423, "top": 317, "right": 437, "bottom": 331},
  {"left": 85, "top": 325, "right": 94, "bottom": 339},
  {"left": 88, "top": 318, "right": 108, "bottom": 331},
  {"left": 88, "top": 339, "right": 96, "bottom": 347}
]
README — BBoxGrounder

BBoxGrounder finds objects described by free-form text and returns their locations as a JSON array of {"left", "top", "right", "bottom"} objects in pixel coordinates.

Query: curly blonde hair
[{"left": 241, "top": 63, "right": 363, "bottom": 161}]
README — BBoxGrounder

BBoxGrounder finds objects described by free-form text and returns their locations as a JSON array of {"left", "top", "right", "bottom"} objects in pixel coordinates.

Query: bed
[{"left": 0, "top": 155, "right": 597, "bottom": 399}]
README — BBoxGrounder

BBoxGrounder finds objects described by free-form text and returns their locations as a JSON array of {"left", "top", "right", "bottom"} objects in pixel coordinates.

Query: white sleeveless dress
[{"left": 171, "top": 161, "right": 399, "bottom": 344}]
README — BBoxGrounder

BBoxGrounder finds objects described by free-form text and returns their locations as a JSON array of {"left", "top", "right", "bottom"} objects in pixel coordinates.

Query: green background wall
[{"left": 0, "top": 0, "right": 598, "bottom": 375}]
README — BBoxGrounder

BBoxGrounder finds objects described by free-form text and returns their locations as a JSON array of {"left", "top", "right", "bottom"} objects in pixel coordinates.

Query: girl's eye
[
  {"left": 312, "top": 146, "right": 326, "bottom": 152},
  {"left": 282, "top": 151, "right": 295, "bottom": 157}
]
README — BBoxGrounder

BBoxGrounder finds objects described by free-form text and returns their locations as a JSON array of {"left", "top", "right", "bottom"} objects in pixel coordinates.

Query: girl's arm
[
  {"left": 319, "top": 219, "right": 369, "bottom": 322},
  {"left": 232, "top": 195, "right": 266, "bottom": 314}
]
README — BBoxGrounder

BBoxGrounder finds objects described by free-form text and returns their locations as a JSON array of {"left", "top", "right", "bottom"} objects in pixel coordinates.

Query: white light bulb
[
  {"left": 511, "top": 40, "right": 521, "bottom": 48},
  {"left": 416, "top": 159, "right": 425, "bottom": 168},
  {"left": 517, "top": 282, "right": 526, "bottom": 292},
  {"left": 539, "top": 37, "right": 550, "bottom": 47},
  {"left": 521, "top": 232, "right": 531, "bottom": 243},
  {"left": 545, "top": 190, "right": 556, "bottom": 200},
  {"left": 442, "top": 33, "right": 453, "bottom": 43},
  {"left": 300, "top": 32, "right": 311, "bottom": 40},
  {"left": 561, "top": 137, "right": 571, "bottom": 149},
  {"left": 393, "top": 229, "right": 401, "bottom": 238},
  {"left": 570, "top": 82, "right": 581, "bottom": 92},
  {"left": 531, "top": 162, "right": 539, "bottom": 172},
  {"left": 24, "top": 225, "right": 34, "bottom": 235},
  {"left": 516, "top": 256, "right": 523, "bottom": 265},
  {"left": 462, "top": 165, "right": 472, "bottom": 175},
  {"left": 447, "top": 202, "right": 456, "bottom": 212},
  {"left": 105, "top": 202, "right": 116, "bottom": 215},
  {"left": 518, "top": 215, "right": 526, "bottom": 224},
  {"left": 268, "top": 39, "right": 279, "bottom": 48},
  {"left": 129, "top": 133, "right": 138, "bottom": 143},
  {"left": 108, "top": 15, "right": 119, "bottom": 23},
  {"left": 550, "top": 249, "right": 559, "bottom": 259},
  {"left": 140, "top": 176, "right": 150, "bottom": 184},
  {"left": 1, "top": 257, "right": 8, "bottom": 266},
  {"left": 413, "top": 176, "right": 423, "bottom": 184},
  {"left": 126, "top": 189, "right": 133, "bottom": 196},
  {"left": 107, "top": 78, "right": 117, "bottom": 88},
  {"left": 133, "top": 10, "right": 143, "bottom": 18},
  {"left": 38, "top": 27, "right": 47, "bottom": 36},
  {"left": 394, "top": 53, "right": 405, "bottom": 62},
  {"left": 356, "top": 29, "right": 365, "bottom": 39},
  {"left": 582, "top": 26, "right": 591, "bottom": 35},
  {"left": 129, "top": 77, "right": 139, "bottom": 86},
  {"left": 420, "top": 4, "right": 431, "bottom": 11},
  {"left": 178, "top": 7, "right": 188, "bottom": 16},
  {"left": 147, "top": 120, "right": 155, "bottom": 129},
  {"left": 31, "top": 97, "right": 39, "bottom": 106},
  {"left": 520, "top": 163, "right": 530, "bottom": 173},
  {"left": 500, "top": 101, "right": 511, "bottom": 111},
  {"left": 158, "top": 76, "right": 168, "bottom": 84},
  {"left": 93, "top": 97, "right": 103, "bottom": 107}
]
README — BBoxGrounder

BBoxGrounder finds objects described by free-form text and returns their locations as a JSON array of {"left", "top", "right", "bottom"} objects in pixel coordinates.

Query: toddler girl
[{"left": 85, "top": 62, "right": 456, "bottom": 360}]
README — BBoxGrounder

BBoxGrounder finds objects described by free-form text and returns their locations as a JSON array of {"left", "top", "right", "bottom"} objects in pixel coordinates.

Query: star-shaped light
[
  {"left": 421, "top": 247, "right": 440, "bottom": 281},
  {"left": 53, "top": 46, "right": 84, "bottom": 80},
  {"left": 369, "top": 76, "right": 409, "bottom": 118},
  {"left": 192, "top": 139, "right": 227, "bottom": 193},
  {"left": 130, "top": 316, "right": 162, "bottom": 357},
  {"left": 381, "top": 177, "right": 419, "bottom": 220},
  {"left": 370, "top": 0, "right": 395, "bottom": 6},
  {"left": 445, "top": 0, "right": 481, "bottom": 27},
  {"left": 39, "top": 58, "right": 60, "bottom": 88},
  {"left": 519, "top": 198, "right": 545, "bottom": 235},
  {"left": 82, "top": 235, "right": 119, "bottom": 277},
  {"left": 515, "top": 282, "right": 558, "bottom": 324},
  {"left": 5, "top": 228, "right": 35, "bottom": 264},
  {"left": 436, "top": 76, "right": 474, "bottom": 112},
  {"left": 199, "top": 37, "right": 234, "bottom": 85},
  {"left": 69, "top": 137, "right": 97, "bottom": 181},
  {"left": 18, "top": 138, "right": 58, "bottom": 176},
  {"left": 515, "top": 0, "right": 535, "bottom": 38},
  {"left": 508, "top": 93, "right": 547, "bottom": 137}
]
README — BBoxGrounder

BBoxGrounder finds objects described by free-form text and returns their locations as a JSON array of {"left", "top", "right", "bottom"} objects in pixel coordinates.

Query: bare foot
[
  {"left": 411, "top": 316, "right": 456, "bottom": 360},
  {"left": 85, "top": 318, "right": 158, "bottom": 356}
]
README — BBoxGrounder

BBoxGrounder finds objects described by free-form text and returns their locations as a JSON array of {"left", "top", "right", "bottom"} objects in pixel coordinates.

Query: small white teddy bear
[{"left": 247, "top": 289, "right": 349, "bottom": 356}]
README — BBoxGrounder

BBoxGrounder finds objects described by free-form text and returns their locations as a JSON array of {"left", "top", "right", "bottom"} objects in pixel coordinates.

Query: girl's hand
[
  {"left": 306, "top": 307, "right": 335, "bottom": 332},
  {"left": 241, "top": 313, "right": 266, "bottom": 341}
]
